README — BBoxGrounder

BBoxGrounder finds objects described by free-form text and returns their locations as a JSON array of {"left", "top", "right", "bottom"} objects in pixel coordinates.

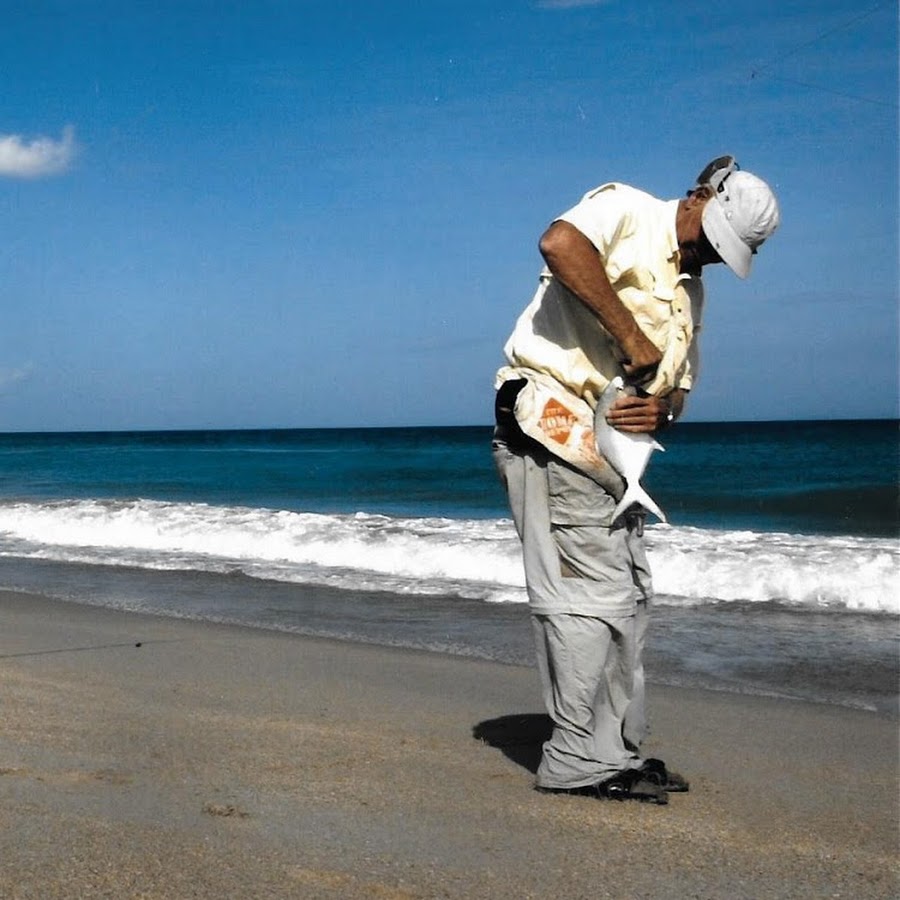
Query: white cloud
[
  {"left": 0, "top": 126, "right": 77, "bottom": 178},
  {"left": 0, "top": 364, "right": 34, "bottom": 392},
  {"left": 536, "top": 0, "right": 612, "bottom": 8}
]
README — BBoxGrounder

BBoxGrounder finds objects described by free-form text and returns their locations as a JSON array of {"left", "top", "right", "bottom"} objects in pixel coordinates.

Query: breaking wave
[{"left": 0, "top": 498, "right": 896, "bottom": 614}]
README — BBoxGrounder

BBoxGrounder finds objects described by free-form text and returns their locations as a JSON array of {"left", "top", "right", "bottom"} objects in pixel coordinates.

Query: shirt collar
[
  {"left": 664, "top": 199, "right": 680, "bottom": 261},
  {"left": 665, "top": 198, "right": 702, "bottom": 285}
]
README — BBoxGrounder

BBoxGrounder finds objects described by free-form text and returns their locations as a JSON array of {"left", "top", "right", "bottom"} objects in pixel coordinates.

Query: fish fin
[{"left": 611, "top": 484, "right": 667, "bottom": 525}]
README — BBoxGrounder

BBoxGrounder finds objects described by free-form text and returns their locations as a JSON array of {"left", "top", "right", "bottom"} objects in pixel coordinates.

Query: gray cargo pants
[{"left": 493, "top": 381, "right": 652, "bottom": 788}]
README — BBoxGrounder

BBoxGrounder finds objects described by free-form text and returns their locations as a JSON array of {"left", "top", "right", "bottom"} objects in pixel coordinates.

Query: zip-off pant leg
[{"left": 532, "top": 612, "right": 645, "bottom": 788}]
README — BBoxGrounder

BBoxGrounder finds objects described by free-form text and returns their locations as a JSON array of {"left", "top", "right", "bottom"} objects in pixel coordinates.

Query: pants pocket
[{"left": 546, "top": 457, "right": 616, "bottom": 527}]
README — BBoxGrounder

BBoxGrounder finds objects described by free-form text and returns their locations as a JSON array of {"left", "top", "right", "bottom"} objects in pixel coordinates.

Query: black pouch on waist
[{"left": 494, "top": 379, "right": 536, "bottom": 451}]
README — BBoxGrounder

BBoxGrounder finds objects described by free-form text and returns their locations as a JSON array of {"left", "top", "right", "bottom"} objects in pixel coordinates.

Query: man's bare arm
[{"left": 539, "top": 220, "right": 662, "bottom": 383}]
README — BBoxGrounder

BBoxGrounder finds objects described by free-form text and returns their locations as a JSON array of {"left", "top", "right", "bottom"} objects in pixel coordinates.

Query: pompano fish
[{"left": 594, "top": 376, "right": 667, "bottom": 524}]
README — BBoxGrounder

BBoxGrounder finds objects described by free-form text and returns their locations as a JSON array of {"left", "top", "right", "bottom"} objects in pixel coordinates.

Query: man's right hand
[{"left": 620, "top": 332, "right": 662, "bottom": 386}]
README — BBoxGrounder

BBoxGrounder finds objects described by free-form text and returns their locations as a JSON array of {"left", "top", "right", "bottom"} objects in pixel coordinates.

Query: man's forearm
[
  {"left": 539, "top": 221, "right": 661, "bottom": 378},
  {"left": 666, "top": 388, "right": 686, "bottom": 424}
]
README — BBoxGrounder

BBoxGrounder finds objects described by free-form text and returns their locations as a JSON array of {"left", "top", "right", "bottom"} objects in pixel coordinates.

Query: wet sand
[{"left": 1, "top": 589, "right": 897, "bottom": 899}]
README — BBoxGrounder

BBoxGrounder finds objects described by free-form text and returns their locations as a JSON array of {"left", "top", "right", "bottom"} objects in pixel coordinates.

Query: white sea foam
[{"left": 0, "top": 499, "right": 896, "bottom": 614}]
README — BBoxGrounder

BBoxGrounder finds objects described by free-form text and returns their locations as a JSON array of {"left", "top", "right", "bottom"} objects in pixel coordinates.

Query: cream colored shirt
[{"left": 497, "top": 182, "right": 704, "bottom": 405}]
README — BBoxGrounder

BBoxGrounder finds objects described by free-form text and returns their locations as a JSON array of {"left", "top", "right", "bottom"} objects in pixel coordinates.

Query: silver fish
[{"left": 594, "top": 376, "right": 667, "bottom": 524}]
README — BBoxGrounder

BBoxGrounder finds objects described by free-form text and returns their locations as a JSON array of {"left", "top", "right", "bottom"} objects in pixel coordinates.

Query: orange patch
[{"left": 539, "top": 398, "right": 577, "bottom": 445}]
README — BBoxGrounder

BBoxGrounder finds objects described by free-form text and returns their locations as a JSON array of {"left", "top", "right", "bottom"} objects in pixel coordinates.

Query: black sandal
[
  {"left": 596, "top": 768, "right": 669, "bottom": 805},
  {"left": 640, "top": 757, "right": 690, "bottom": 793},
  {"left": 537, "top": 767, "right": 670, "bottom": 805}
]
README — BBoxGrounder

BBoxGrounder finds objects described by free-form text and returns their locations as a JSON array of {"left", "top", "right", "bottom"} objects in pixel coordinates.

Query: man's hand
[
  {"left": 621, "top": 343, "right": 663, "bottom": 387},
  {"left": 606, "top": 391, "right": 683, "bottom": 434}
]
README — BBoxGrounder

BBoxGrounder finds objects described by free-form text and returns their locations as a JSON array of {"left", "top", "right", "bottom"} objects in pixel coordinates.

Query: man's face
[{"left": 677, "top": 192, "right": 723, "bottom": 276}]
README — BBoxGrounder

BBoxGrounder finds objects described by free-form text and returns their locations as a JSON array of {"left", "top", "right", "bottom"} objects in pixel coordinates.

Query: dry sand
[{"left": 0, "top": 589, "right": 897, "bottom": 899}]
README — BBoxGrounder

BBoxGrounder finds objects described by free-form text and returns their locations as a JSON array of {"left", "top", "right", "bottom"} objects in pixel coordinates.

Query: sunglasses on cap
[{"left": 695, "top": 155, "right": 740, "bottom": 193}]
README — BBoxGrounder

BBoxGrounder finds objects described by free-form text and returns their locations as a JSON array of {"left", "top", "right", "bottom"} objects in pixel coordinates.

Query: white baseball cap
[{"left": 701, "top": 168, "right": 780, "bottom": 279}]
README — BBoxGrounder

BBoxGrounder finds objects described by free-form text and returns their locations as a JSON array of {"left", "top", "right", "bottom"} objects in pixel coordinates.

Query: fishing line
[
  {"left": 0, "top": 639, "right": 178, "bottom": 660},
  {"left": 749, "top": 1, "right": 897, "bottom": 109},
  {"left": 756, "top": 75, "right": 898, "bottom": 109}
]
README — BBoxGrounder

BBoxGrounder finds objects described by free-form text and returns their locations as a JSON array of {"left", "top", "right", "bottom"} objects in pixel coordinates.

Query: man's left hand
[{"left": 605, "top": 394, "right": 672, "bottom": 434}]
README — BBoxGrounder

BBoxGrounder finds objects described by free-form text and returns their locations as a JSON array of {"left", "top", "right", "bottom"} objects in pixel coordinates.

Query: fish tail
[{"left": 611, "top": 484, "right": 667, "bottom": 524}]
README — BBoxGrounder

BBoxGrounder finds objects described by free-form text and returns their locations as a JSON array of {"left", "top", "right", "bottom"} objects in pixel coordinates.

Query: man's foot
[
  {"left": 598, "top": 768, "right": 668, "bottom": 804},
  {"left": 640, "top": 757, "right": 690, "bottom": 793},
  {"left": 537, "top": 768, "right": 668, "bottom": 805}
]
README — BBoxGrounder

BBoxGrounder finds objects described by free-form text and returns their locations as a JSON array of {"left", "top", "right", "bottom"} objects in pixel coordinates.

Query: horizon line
[{"left": 1, "top": 416, "right": 898, "bottom": 437}]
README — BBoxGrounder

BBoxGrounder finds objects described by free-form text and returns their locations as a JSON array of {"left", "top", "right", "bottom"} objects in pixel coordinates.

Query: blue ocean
[{"left": 0, "top": 421, "right": 897, "bottom": 714}]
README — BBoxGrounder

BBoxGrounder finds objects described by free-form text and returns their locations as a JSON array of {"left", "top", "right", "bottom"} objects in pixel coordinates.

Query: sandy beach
[{"left": 0, "top": 589, "right": 897, "bottom": 899}]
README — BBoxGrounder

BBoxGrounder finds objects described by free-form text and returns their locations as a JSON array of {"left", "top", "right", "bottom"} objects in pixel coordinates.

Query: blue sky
[{"left": 1, "top": 0, "right": 897, "bottom": 430}]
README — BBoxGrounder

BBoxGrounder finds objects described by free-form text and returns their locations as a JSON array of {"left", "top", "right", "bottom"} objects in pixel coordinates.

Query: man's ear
[{"left": 687, "top": 184, "right": 714, "bottom": 203}]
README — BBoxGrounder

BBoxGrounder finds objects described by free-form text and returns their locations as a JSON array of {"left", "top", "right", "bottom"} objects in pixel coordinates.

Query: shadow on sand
[{"left": 472, "top": 713, "right": 552, "bottom": 774}]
